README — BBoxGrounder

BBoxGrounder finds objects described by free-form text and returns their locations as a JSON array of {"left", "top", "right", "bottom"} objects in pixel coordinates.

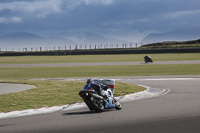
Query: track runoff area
[{"left": 0, "top": 60, "right": 200, "bottom": 118}]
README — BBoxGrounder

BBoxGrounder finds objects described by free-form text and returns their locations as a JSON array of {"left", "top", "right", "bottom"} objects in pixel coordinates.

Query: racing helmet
[{"left": 86, "top": 79, "right": 94, "bottom": 84}]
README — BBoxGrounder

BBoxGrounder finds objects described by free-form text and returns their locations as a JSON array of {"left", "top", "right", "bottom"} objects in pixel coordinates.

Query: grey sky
[{"left": 0, "top": 0, "right": 199, "bottom": 42}]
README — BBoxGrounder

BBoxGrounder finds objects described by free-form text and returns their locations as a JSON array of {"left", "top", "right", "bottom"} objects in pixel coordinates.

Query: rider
[
  {"left": 144, "top": 54, "right": 151, "bottom": 60},
  {"left": 83, "top": 79, "right": 108, "bottom": 97},
  {"left": 83, "top": 79, "right": 115, "bottom": 109}
]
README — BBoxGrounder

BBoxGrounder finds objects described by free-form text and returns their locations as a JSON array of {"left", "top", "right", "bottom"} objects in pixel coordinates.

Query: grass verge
[
  {"left": 0, "top": 53, "right": 200, "bottom": 64},
  {"left": 0, "top": 64, "right": 200, "bottom": 80},
  {"left": 0, "top": 80, "right": 145, "bottom": 112}
]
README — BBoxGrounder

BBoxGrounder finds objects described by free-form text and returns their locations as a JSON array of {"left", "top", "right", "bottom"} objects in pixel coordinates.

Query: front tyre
[{"left": 113, "top": 97, "right": 122, "bottom": 110}]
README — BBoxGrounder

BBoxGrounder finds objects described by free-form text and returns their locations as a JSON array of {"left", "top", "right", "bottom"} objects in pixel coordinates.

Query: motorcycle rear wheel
[{"left": 88, "top": 97, "right": 104, "bottom": 112}]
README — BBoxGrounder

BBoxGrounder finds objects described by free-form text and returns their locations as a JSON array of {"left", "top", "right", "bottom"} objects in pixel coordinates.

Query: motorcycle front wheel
[{"left": 113, "top": 97, "right": 122, "bottom": 110}]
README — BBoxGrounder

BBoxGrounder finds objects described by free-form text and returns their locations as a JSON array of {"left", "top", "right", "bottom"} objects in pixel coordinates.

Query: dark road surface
[{"left": 1, "top": 76, "right": 200, "bottom": 133}]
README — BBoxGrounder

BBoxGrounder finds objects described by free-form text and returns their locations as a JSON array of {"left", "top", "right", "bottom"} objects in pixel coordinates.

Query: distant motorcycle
[
  {"left": 79, "top": 85, "right": 122, "bottom": 112},
  {"left": 144, "top": 55, "right": 153, "bottom": 63}
]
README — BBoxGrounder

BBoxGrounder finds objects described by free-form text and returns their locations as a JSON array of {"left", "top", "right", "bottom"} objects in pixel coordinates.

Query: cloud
[
  {"left": 0, "top": 17, "right": 6, "bottom": 23},
  {"left": 0, "top": 0, "right": 62, "bottom": 18},
  {"left": 10, "top": 17, "right": 22, "bottom": 22},
  {"left": 165, "top": 9, "right": 200, "bottom": 19},
  {"left": 0, "top": 17, "right": 22, "bottom": 23},
  {"left": 64, "top": 0, "right": 113, "bottom": 10},
  {"left": 85, "top": 0, "right": 113, "bottom": 5},
  {"left": 0, "top": 0, "right": 113, "bottom": 15}
]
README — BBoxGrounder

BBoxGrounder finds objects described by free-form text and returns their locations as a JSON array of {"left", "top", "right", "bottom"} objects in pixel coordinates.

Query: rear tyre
[
  {"left": 84, "top": 101, "right": 94, "bottom": 111},
  {"left": 88, "top": 97, "right": 104, "bottom": 112}
]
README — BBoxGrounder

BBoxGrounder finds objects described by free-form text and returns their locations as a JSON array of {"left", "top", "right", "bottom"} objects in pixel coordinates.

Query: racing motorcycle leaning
[
  {"left": 79, "top": 80, "right": 122, "bottom": 112},
  {"left": 144, "top": 55, "right": 153, "bottom": 63}
]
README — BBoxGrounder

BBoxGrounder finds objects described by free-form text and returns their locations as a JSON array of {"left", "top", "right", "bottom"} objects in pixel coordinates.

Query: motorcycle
[
  {"left": 79, "top": 85, "right": 122, "bottom": 112},
  {"left": 144, "top": 55, "right": 153, "bottom": 63}
]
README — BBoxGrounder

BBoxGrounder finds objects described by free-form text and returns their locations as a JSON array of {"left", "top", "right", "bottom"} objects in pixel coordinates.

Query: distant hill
[
  {"left": 0, "top": 32, "right": 43, "bottom": 40},
  {"left": 65, "top": 32, "right": 130, "bottom": 46},
  {"left": 141, "top": 27, "right": 200, "bottom": 43},
  {"left": 0, "top": 32, "right": 77, "bottom": 50},
  {"left": 0, "top": 31, "right": 130, "bottom": 51}
]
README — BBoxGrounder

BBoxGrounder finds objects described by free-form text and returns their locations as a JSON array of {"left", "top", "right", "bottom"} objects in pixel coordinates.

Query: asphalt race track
[
  {"left": 0, "top": 83, "right": 34, "bottom": 95},
  {"left": 1, "top": 75, "right": 200, "bottom": 133},
  {"left": 1, "top": 61, "right": 200, "bottom": 133}
]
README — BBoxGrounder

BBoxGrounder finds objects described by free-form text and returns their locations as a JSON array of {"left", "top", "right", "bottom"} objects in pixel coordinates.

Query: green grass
[
  {"left": 0, "top": 64, "right": 199, "bottom": 80},
  {"left": 0, "top": 53, "right": 199, "bottom": 112},
  {"left": 0, "top": 80, "right": 145, "bottom": 112},
  {"left": 0, "top": 53, "right": 200, "bottom": 64}
]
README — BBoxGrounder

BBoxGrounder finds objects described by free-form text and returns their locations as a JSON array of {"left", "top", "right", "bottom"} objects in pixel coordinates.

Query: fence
[{"left": 0, "top": 43, "right": 140, "bottom": 52}]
